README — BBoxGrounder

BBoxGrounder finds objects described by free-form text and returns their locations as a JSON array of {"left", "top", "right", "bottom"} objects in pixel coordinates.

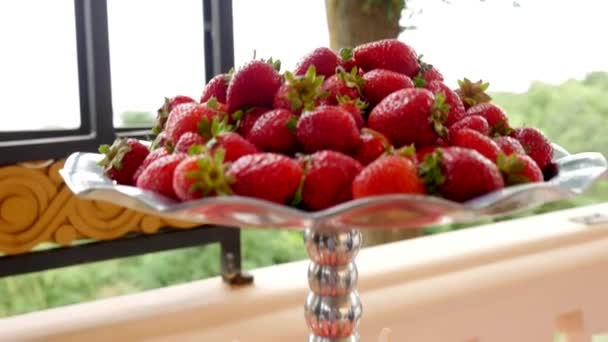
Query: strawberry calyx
[
  {"left": 430, "top": 94, "right": 450, "bottom": 138},
  {"left": 418, "top": 150, "right": 445, "bottom": 195},
  {"left": 455, "top": 78, "right": 492, "bottom": 109},
  {"left": 336, "top": 66, "right": 365, "bottom": 93},
  {"left": 198, "top": 115, "right": 234, "bottom": 141},
  {"left": 153, "top": 97, "right": 172, "bottom": 134},
  {"left": 186, "top": 148, "right": 234, "bottom": 197},
  {"left": 497, "top": 153, "right": 529, "bottom": 185},
  {"left": 413, "top": 55, "right": 433, "bottom": 88},
  {"left": 395, "top": 144, "right": 416, "bottom": 158},
  {"left": 282, "top": 65, "right": 326, "bottom": 113},
  {"left": 337, "top": 94, "right": 368, "bottom": 112},
  {"left": 491, "top": 119, "right": 514, "bottom": 137},
  {"left": 98, "top": 138, "right": 132, "bottom": 171},
  {"left": 339, "top": 48, "right": 354, "bottom": 62}
]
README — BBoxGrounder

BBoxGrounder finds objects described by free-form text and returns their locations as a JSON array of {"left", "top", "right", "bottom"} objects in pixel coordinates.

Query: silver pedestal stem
[{"left": 304, "top": 228, "right": 363, "bottom": 342}]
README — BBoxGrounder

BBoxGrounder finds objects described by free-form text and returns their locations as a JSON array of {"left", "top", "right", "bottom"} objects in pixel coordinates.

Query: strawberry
[
  {"left": 319, "top": 67, "right": 363, "bottom": 105},
  {"left": 150, "top": 131, "right": 169, "bottom": 151},
  {"left": 298, "top": 151, "right": 363, "bottom": 210},
  {"left": 337, "top": 95, "right": 366, "bottom": 129},
  {"left": 338, "top": 48, "right": 357, "bottom": 73},
  {"left": 227, "top": 153, "right": 303, "bottom": 204},
  {"left": 164, "top": 99, "right": 227, "bottom": 145},
  {"left": 208, "top": 132, "right": 259, "bottom": 162},
  {"left": 136, "top": 153, "right": 187, "bottom": 199},
  {"left": 98, "top": 138, "right": 149, "bottom": 186},
  {"left": 172, "top": 151, "right": 232, "bottom": 201},
  {"left": 449, "top": 128, "right": 501, "bottom": 162},
  {"left": 296, "top": 105, "right": 361, "bottom": 154},
  {"left": 466, "top": 102, "right": 511, "bottom": 136},
  {"left": 132, "top": 147, "right": 170, "bottom": 185},
  {"left": 426, "top": 81, "right": 465, "bottom": 126},
  {"left": 273, "top": 66, "right": 325, "bottom": 114},
  {"left": 455, "top": 78, "right": 492, "bottom": 110},
  {"left": 174, "top": 132, "right": 206, "bottom": 154},
  {"left": 416, "top": 146, "right": 439, "bottom": 163},
  {"left": 497, "top": 153, "right": 544, "bottom": 186},
  {"left": 152, "top": 95, "right": 196, "bottom": 135},
  {"left": 509, "top": 127, "right": 554, "bottom": 170},
  {"left": 354, "top": 128, "right": 391, "bottom": 165},
  {"left": 200, "top": 72, "right": 231, "bottom": 103},
  {"left": 353, "top": 39, "right": 420, "bottom": 77},
  {"left": 494, "top": 136, "right": 525, "bottom": 155},
  {"left": 419, "top": 147, "right": 504, "bottom": 202},
  {"left": 449, "top": 115, "right": 490, "bottom": 136},
  {"left": 294, "top": 47, "right": 340, "bottom": 78},
  {"left": 368, "top": 88, "right": 448, "bottom": 148},
  {"left": 413, "top": 59, "right": 443, "bottom": 87},
  {"left": 226, "top": 59, "right": 281, "bottom": 113},
  {"left": 247, "top": 108, "right": 299, "bottom": 154},
  {"left": 362, "top": 69, "right": 414, "bottom": 108},
  {"left": 352, "top": 155, "right": 425, "bottom": 199},
  {"left": 236, "top": 107, "right": 270, "bottom": 138}
]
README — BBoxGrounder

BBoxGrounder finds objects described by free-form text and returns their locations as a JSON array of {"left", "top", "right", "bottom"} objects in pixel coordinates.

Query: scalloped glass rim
[{"left": 59, "top": 145, "right": 607, "bottom": 231}]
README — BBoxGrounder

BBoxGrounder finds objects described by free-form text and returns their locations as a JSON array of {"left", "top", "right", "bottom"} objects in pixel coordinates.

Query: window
[
  {"left": 232, "top": 0, "right": 329, "bottom": 72},
  {"left": 0, "top": 0, "right": 81, "bottom": 132},
  {"left": 108, "top": 0, "right": 207, "bottom": 128}
]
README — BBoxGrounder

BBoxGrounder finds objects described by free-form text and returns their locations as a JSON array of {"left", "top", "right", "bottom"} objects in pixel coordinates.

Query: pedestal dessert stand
[{"left": 60, "top": 146, "right": 606, "bottom": 342}]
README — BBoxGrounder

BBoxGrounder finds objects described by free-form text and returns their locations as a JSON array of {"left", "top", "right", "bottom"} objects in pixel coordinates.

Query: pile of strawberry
[{"left": 98, "top": 38, "right": 557, "bottom": 211}]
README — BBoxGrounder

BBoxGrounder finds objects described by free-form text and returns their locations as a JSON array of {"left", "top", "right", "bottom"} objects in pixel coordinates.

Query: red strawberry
[
  {"left": 455, "top": 78, "right": 492, "bottom": 109},
  {"left": 494, "top": 136, "right": 525, "bottom": 155},
  {"left": 273, "top": 67, "right": 325, "bottom": 114},
  {"left": 497, "top": 153, "right": 544, "bottom": 186},
  {"left": 98, "top": 138, "right": 149, "bottom": 186},
  {"left": 338, "top": 48, "right": 357, "bottom": 73},
  {"left": 208, "top": 132, "right": 259, "bottom": 162},
  {"left": 200, "top": 72, "right": 231, "bottom": 103},
  {"left": 150, "top": 131, "right": 169, "bottom": 151},
  {"left": 449, "top": 115, "right": 490, "bottom": 136},
  {"left": 413, "top": 59, "right": 443, "bottom": 87},
  {"left": 337, "top": 96, "right": 366, "bottom": 129},
  {"left": 426, "top": 81, "right": 465, "bottom": 126},
  {"left": 352, "top": 155, "right": 425, "bottom": 199},
  {"left": 227, "top": 153, "right": 303, "bottom": 204},
  {"left": 136, "top": 153, "right": 187, "bottom": 199},
  {"left": 172, "top": 151, "right": 232, "bottom": 201},
  {"left": 353, "top": 39, "right": 420, "bottom": 77},
  {"left": 354, "top": 128, "right": 391, "bottom": 165},
  {"left": 164, "top": 99, "right": 227, "bottom": 145},
  {"left": 362, "top": 69, "right": 414, "bottom": 108},
  {"left": 174, "top": 132, "right": 206, "bottom": 153},
  {"left": 236, "top": 107, "right": 270, "bottom": 138},
  {"left": 226, "top": 59, "right": 281, "bottom": 113},
  {"left": 294, "top": 47, "right": 340, "bottom": 78},
  {"left": 320, "top": 67, "right": 363, "bottom": 105},
  {"left": 449, "top": 128, "right": 501, "bottom": 162},
  {"left": 510, "top": 127, "right": 554, "bottom": 169},
  {"left": 298, "top": 151, "right": 363, "bottom": 210},
  {"left": 247, "top": 109, "right": 298, "bottom": 154},
  {"left": 466, "top": 102, "right": 511, "bottom": 136},
  {"left": 419, "top": 147, "right": 504, "bottom": 202},
  {"left": 368, "top": 88, "right": 448, "bottom": 148},
  {"left": 153, "top": 95, "right": 196, "bottom": 134},
  {"left": 132, "top": 147, "right": 170, "bottom": 184},
  {"left": 296, "top": 105, "right": 361, "bottom": 154}
]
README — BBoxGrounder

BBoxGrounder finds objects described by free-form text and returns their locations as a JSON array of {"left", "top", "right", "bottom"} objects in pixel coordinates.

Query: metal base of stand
[{"left": 304, "top": 228, "right": 362, "bottom": 342}]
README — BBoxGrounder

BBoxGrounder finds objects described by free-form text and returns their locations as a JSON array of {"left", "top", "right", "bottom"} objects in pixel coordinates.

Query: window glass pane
[
  {"left": 108, "top": 0, "right": 206, "bottom": 128},
  {"left": 233, "top": 0, "right": 329, "bottom": 73},
  {"left": 0, "top": 0, "right": 80, "bottom": 131}
]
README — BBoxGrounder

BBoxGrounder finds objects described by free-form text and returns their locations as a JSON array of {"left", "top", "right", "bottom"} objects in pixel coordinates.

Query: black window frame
[{"left": 0, "top": 0, "right": 234, "bottom": 165}]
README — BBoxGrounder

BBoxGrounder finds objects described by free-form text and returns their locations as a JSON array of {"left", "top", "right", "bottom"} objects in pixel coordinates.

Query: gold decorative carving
[{"left": 0, "top": 160, "right": 199, "bottom": 255}]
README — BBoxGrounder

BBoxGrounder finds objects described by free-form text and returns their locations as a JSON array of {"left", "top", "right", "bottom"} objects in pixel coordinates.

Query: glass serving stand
[{"left": 60, "top": 146, "right": 606, "bottom": 342}]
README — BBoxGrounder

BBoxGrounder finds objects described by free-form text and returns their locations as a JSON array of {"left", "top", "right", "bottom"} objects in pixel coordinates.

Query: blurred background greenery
[{"left": 1, "top": 71, "right": 606, "bottom": 318}]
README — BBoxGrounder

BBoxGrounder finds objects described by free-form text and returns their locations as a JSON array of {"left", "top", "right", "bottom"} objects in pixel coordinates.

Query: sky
[{"left": 1, "top": 0, "right": 607, "bottom": 131}]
